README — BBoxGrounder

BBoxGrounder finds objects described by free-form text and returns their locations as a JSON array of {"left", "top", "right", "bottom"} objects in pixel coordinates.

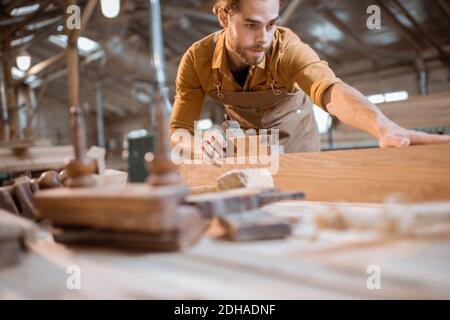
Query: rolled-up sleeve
[
  {"left": 279, "top": 33, "right": 342, "bottom": 111},
  {"left": 169, "top": 47, "right": 205, "bottom": 136}
]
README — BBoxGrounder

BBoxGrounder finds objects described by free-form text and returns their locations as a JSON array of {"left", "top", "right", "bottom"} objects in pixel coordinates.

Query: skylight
[
  {"left": 313, "top": 105, "right": 332, "bottom": 134},
  {"left": 11, "top": 4, "right": 40, "bottom": 16},
  {"left": 367, "top": 91, "right": 409, "bottom": 104},
  {"left": 48, "top": 35, "right": 101, "bottom": 56}
]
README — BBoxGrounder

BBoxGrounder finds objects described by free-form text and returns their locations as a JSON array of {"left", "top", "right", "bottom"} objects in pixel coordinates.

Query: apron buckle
[
  {"left": 270, "top": 81, "right": 281, "bottom": 95},
  {"left": 215, "top": 83, "right": 224, "bottom": 99}
]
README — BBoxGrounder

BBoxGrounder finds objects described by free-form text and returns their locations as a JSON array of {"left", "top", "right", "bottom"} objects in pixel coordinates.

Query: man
[{"left": 169, "top": 0, "right": 450, "bottom": 160}]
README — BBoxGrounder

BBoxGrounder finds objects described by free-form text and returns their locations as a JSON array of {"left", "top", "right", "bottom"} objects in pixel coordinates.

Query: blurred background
[{"left": 1, "top": 0, "right": 449, "bottom": 175}]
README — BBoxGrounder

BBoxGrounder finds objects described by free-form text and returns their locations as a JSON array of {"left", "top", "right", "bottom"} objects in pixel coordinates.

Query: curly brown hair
[{"left": 212, "top": 0, "right": 284, "bottom": 16}]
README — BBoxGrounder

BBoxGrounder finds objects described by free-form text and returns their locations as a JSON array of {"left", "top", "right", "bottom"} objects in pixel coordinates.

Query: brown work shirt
[{"left": 169, "top": 27, "right": 342, "bottom": 135}]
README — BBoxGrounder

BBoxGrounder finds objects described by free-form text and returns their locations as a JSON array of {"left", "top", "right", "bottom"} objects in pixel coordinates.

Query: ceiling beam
[
  {"left": 2, "top": 0, "right": 39, "bottom": 15},
  {"left": 13, "top": 51, "right": 65, "bottom": 85},
  {"left": 433, "top": 0, "right": 450, "bottom": 20},
  {"left": 1, "top": 15, "right": 62, "bottom": 62},
  {"left": 372, "top": 0, "right": 424, "bottom": 53},
  {"left": 73, "top": 0, "right": 99, "bottom": 38},
  {"left": 318, "top": 6, "right": 378, "bottom": 63},
  {"left": 390, "top": 0, "right": 450, "bottom": 67},
  {"left": 5, "top": 0, "right": 55, "bottom": 39},
  {"left": 279, "top": 0, "right": 303, "bottom": 26},
  {"left": 31, "top": 50, "right": 105, "bottom": 88},
  {"left": 163, "top": 6, "right": 219, "bottom": 25},
  {"left": 104, "top": 101, "right": 127, "bottom": 117}
]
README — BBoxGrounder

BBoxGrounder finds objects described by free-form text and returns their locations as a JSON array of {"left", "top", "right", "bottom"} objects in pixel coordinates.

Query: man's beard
[{"left": 234, "top": 42, "right": 270, "bottom": 66}]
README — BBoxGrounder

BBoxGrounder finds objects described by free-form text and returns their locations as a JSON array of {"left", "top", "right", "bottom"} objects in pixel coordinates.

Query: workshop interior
[{"left": 0, "top": 0, "right": 450, "bottom": 301}]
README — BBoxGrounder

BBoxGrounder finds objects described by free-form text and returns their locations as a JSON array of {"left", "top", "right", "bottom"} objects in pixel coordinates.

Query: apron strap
[
  {"left": 212, "top": 69, "right": 224, "bottom": 99},
  {"left": 265, "top": 53, "right": 281, "bottom": 96}
]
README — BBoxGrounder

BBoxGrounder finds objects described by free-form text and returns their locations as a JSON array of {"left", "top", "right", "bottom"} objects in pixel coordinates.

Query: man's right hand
[{"left": 201, "top": 129, "right": 228, "bottom": 164}]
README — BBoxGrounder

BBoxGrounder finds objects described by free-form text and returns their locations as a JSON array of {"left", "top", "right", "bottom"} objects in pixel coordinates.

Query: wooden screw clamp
[{"left": 66, "top": 106, "right": 96, "bottom": 188}]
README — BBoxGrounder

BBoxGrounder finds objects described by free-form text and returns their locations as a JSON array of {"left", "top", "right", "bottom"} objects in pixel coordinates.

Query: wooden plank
[
  {"left": 179, "top": 143, "right": 450, "bottom": 203},
  {"left": 52, "top": 205, "right": 208, "bottom": 252},
  {"left": 0, "top": 145, "right": 73, "bottom": 173},
  {"left": 35, "top": 184, "right": 189, "bottom": 233}
]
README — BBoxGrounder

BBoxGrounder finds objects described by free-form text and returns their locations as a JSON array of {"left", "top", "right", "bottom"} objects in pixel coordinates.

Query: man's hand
[
  {"left": 378, "top": 125, "right": 450, "bottom": 148},
  {"left": 324, "top": 83, "right": 450, "bottom": 149},
  {"left": 201, "top": 129, "right": 228, "bottom": 163}
]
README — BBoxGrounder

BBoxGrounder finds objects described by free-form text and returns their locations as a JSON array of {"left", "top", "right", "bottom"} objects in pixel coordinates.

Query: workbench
[
  {"left": 1, "top": 200, "right": 449, "bottom": 299},
  {"left": 179, "top": 143, "right": 450, "bottom": 203}
]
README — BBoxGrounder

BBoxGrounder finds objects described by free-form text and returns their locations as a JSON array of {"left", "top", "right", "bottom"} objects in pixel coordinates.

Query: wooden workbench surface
[
  {"left": 0, "top": 145, "right": 72, "bottom": 173},
  {"left": 1, "top": 201, "right": 449, "bottom": 299},
  {"left": 180, "top": 143, "right": 450, "bottom": 203}
]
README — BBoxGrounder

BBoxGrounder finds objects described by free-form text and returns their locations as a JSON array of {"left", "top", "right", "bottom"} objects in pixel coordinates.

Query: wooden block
[
  {"left": 185, "top": 187, "right": 305, "bottom": 219},
  {"left": 219, "top": 208, "right": 292, "bottom": 241},
  {"left": 217, "top": 168, "right": 274, "bottom": 190},
  {"left": 185, "top": 187, "right": 275, "bottom": 218},
  {"left": 179, "top": 144, "right": 450, "bottom": 203},
  {"left": 189, "top": 185, "right": 218, "bottom": 195},
  {"left": 52, "top": 205, "right": 208, "bottom": 251},
  {"left": 35, "top": 184, "right": 189, "bottom": 233}
]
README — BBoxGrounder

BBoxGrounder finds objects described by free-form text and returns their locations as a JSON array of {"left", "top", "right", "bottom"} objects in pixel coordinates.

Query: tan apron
[{"left": 209, "top": 55, "right": 321, "bottom": 153}]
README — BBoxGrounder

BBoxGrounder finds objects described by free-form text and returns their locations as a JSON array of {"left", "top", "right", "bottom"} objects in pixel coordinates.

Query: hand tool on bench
[
  {"left": 35, "top": 104, "right": 206, "bottom": 251},
  {"left": 33, "top": 0, "right": 208, "bottom": 251},
  {"left": 218, "top": 208, "right": 293, "bottom": 241},
  {"left": 185, "top": 185, "right": 305, "bottom": 241}
]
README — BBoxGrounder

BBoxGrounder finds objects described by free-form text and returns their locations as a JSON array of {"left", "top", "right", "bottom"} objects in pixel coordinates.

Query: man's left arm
[{"left": 322, "top": 82, "right": 450, "bottom": 148}]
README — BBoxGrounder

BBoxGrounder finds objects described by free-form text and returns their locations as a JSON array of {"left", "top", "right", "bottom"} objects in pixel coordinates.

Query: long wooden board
[
  {"left": 179, "top": 143, "right": 450, "bottom": 203},
  {"left": 0, "top": 145, "right": 72, "bottom": 173}
]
